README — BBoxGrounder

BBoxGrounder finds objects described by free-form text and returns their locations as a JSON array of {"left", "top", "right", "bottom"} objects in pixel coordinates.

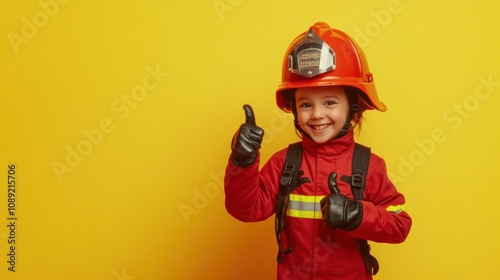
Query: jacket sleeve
[
  {"left": 224, "top": 151, "right": 284, "bottom": 222},
  {"left": 349, "top": 155, "right": 412, "bottom": 243}
]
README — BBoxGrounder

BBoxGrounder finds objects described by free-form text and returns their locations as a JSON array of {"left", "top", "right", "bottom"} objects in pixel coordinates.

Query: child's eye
[
  {"left": 299, "top": 103, "right": 311, "bottom": 108},
  {"left": 325, "top": 100, "right": 337, "bottom": 106}
]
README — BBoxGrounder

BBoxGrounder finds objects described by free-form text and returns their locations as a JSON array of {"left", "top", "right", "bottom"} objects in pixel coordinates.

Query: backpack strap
[
  {"left": 351, "top": 143, "right": 371, "bottom": 200},
  {"left": 275, "top": 142, "right": 304, "bottom": 262},
  {"left": 341, "top": 143, "right": 380, "bottom": 275}
]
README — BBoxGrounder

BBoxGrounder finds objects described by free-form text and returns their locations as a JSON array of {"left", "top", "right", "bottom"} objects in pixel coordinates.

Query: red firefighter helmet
[{"left": 276, "top": 22, "right": 387, "bottom": 113}]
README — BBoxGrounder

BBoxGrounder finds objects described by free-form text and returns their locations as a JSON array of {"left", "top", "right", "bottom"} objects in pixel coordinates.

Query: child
[{"left": 224, "top": 22, "right": 411, "bottom": 280}]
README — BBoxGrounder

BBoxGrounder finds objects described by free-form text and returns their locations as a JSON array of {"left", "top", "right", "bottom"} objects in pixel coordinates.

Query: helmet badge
[{"left": 288, "top": 28, "right": 336, "bottom": 78}]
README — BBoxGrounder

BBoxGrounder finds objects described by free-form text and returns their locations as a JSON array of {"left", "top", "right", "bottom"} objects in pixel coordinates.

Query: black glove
[
  {"left": 320, "top": 172, "right": 363, "bottom": 231},
  {"left": 230, "top": 104, "right": 264, "bottom": 167}
]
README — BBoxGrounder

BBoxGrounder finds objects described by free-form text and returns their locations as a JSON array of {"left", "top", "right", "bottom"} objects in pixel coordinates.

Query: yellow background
[{"left": 1, "top": 0, "right": 499, "bottom": 279}]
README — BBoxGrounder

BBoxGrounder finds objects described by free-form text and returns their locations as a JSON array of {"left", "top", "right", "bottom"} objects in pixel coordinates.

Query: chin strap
[
  {"left": 334, "top": 117, "right": 352, "bottom": 139},
  {"left": 334, "top": 100, "right": 359, "bottom": 139}
]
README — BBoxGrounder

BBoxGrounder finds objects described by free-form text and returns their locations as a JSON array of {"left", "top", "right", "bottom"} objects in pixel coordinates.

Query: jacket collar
[{"left": 301, "top": 130, "right": 355, "bottom": 156}]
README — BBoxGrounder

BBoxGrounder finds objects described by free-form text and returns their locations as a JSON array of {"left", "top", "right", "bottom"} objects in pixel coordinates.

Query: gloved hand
[
  {"left": 320, "top": 172, "right": 363, "bottom": 231},
  {"left": 230, "top": 104, "right": 264, "bottom": 167}
]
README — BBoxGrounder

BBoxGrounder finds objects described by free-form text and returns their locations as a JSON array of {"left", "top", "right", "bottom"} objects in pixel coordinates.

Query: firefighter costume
[{"left": 224, "top": 22, "right": 411, "bottom": 280}]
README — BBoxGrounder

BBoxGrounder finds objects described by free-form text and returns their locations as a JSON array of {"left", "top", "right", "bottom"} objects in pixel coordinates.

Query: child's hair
[{"left": 287, "top": 86, "right": 367, "bottom": 138}]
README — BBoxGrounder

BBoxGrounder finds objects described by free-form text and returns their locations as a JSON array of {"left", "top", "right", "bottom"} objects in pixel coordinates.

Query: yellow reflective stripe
[
  {"left": 386, "top": 204, "right": 407, "bottom": 214},
  {"left": 287, "top": 208, "right": 323, "bottom": 219},
  {"left": 287, "top": 194, "right": 325, "bottom": 219},
  {"left": 289, "top": 194, "right": 322, "bottom": 203}
]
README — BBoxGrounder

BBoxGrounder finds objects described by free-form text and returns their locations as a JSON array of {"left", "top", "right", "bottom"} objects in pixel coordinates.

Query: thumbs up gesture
[
  {"left": 230, "top": 104, "right": 265, "bottom": 167},
  {"left": 320, "top": 172, "right": 364, "bottom": 231}
]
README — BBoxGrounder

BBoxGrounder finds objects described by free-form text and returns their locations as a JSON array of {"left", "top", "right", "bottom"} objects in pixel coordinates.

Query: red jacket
[{"left": 224, "top": 131, "right": 412, "bottom": 280}]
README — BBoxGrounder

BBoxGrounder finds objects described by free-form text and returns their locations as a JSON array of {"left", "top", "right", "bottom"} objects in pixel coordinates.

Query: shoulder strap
[
  {"left": 351, "top": 143, "right": 371, "bottom": 200},
  {"left": 351, "top": 143, "right": 380, "bottom": 275},
  {"left": 275, "top": 142, "right": 302, "bottom": 262}
]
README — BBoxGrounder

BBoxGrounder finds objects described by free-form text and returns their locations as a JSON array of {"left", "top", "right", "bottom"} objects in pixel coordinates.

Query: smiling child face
[{"left": 295, "top": 86, "right": 350, "bottom": 143}]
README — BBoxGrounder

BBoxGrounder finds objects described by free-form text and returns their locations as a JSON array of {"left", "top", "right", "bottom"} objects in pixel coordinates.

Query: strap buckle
[
  {"left": 280, "top": 162, "right": 296, "bottom": 187},
  {"left": 351, "top": 168, "right": 364, "bottom": 188}
]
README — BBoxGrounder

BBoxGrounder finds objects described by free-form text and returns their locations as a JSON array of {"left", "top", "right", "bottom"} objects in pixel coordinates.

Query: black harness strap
[
  {"left": 341, "top": 143, "right": 379, "bottom": 275},
  {"left": 275, "top": 142, "right": 303, "bottom": 262}
]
